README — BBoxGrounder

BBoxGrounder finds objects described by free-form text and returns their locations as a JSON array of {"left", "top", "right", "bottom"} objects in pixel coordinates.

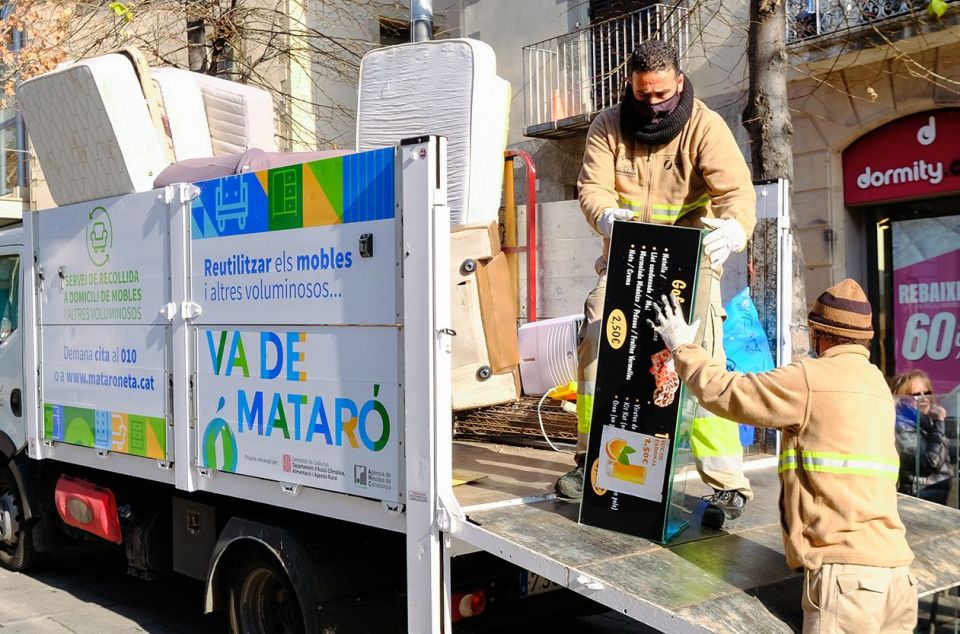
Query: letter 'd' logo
[{"left": 917, "top": 116, "right": 936, "bottom": 146}]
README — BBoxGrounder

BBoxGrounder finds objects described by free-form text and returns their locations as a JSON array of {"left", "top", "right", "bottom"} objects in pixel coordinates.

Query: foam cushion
[
  {"left": 151, "top": 67, "right": 214, "bottom": 161},
  {"left": 191, "top": 73, "right": 278, "bottom": 155}
]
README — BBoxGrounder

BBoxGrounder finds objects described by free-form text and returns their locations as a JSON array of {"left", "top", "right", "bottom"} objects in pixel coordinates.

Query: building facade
[{"left": 464, "top": 0, "right": 960, "bottom": 394}]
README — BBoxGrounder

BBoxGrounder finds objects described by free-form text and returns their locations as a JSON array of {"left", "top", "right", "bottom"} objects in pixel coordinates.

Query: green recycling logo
[
  {"left": 86, "top": 206, "right": 113, "bottom": 267},
  {"left": 202, "top": 397, "right": 238, "bottom": 472}
]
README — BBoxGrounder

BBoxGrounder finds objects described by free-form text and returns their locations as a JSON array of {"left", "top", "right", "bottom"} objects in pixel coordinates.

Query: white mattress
[
  {"left": 151, "top": 67, "right": 214, "bottom": 161},
  {"left": 357, "top": 39, "right": 511, "bottom": 225},
  {"left": 191, "top": 73, "right": 278, "bottom": 155},
  {"left": 18, "top": 54, "right": 169, "bottom": 207}
]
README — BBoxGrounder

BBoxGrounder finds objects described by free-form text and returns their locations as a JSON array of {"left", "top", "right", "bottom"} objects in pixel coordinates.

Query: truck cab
[{"left": 0, "top": 224, "right": 23, "bottom": 457}]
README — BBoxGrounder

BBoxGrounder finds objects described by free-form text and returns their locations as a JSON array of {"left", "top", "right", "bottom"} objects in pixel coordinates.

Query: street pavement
[
  {"left": 0, "top": 544, "right": 223, "bottom": 633},
  {"left": 0, "top": 543, "right": 654, "bottom": 633}
]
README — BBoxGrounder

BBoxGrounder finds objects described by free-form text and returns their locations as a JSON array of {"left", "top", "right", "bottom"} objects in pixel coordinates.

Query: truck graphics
[
  {"left": 190, "top": 148, "right": 395, "bottom": 240},
  {"left": 42, "top": 323, "right": 168, "bottom": 459},
  {"left": 197, "top": 327, "right": 399, "bottom": 500},
  {"left": 189, "top": 151, "right": 399, "bottom": 328},
  {"left": 43, "top": 404, "right": 166, "bottom": 458},
  {"left": 85, "top": 206, "right": 112, "bottom": 266}
]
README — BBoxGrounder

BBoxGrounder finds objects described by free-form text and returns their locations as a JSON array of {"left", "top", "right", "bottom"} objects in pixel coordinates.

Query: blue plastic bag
[{"left": 722, "top": 288, "right": 775, "bottom": 447}]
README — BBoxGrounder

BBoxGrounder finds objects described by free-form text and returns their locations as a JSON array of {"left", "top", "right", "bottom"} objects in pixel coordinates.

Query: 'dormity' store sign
[{"left": 843, "top": 109, "right": 960, "bottom": 206}]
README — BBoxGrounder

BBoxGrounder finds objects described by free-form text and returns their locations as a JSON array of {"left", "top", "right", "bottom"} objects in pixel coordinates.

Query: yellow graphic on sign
[{"left": 606, "top": 309, "right": 627, "bottom": 349}]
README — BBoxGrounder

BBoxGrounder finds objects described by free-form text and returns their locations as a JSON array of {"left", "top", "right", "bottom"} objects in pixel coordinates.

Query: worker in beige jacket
[
  {"left": 651, "top": 279, "right": 917, "bottom": 633},
  {"left": 558, "top": 40, "right": 757, "bottom": 529}
]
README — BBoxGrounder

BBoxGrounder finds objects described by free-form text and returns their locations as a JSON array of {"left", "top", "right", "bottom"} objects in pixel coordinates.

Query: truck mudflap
[{"left": 450, "top": 467, "right": 960, "bottom": 633}]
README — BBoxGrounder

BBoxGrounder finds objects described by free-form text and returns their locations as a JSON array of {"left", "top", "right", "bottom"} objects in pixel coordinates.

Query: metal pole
[
  {"left": 12, "top": 28, "right": 25, "bottom": 190},
  {"left": 411, "top": 0, "right": 433, "bottom": 42},
  {"left": 502, "top": 157, "right": 519, "bottom": 313}
]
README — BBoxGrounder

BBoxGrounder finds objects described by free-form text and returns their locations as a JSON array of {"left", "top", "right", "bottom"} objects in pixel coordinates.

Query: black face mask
[
  {"left": 630, "top": 88, "right": 682, "bottom": 123},
  {"left": 620, "top": 77, "right": 695, "bottom": 147}
]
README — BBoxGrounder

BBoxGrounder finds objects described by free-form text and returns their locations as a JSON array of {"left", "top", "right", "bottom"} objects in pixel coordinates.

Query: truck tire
[
  {"left": 0, "top": 464, "right": 38, "bottom": 572},
  {"left": 227, "top": 551, "right": 307, "bottom": 634}
]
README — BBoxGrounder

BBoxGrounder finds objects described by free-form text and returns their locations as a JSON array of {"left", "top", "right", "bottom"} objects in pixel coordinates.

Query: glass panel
[
  {"left": 0, "top": 255, "right": 18, "bottom": 338},
  {"left": 2, "top": 123, "right": 17, "bottom": 195},
  {"left": 895, "top": 392, "right": 956, "bottom": 507},
  {"left": 903, "top": 392, "right": 960, "bottom": 632},
  {"left": 662, "top": 253, "right": 713, "bottom": 543},
  {"left": 0, "top": 99, "right": 24, "bottom": 196},
  {"left": 663, "top": 384, "right": 695, "bottom": 541}
]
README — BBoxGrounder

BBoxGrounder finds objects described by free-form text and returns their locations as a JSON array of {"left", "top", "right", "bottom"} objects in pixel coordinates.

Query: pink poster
[{"left": 892, "top": 216, "right": 960, "bottom": 397}]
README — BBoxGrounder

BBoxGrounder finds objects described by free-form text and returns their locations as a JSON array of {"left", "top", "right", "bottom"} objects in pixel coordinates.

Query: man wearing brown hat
[{"left": 650, "top": 279, "right": 916, "bottom": 632}]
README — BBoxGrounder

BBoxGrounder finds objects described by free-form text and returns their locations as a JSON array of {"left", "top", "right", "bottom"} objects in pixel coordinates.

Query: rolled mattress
[{"left": 357, "top": 39, "right": 511, "bottom": 225}]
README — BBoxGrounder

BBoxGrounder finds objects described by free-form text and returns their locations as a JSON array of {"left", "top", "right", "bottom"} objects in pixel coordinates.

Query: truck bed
[{"left": 452, "top": 440, "right": 960, "bottom": 633}]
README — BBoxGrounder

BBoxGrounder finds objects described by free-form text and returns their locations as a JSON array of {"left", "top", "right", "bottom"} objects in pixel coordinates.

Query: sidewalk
[{"left": 0, "top": 544, "right": 222, "bottom": 633}]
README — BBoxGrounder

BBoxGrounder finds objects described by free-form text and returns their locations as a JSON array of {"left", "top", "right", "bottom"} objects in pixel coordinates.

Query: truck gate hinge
[{"left": 181, "top": 301, "right": 202, "bottom": 320}]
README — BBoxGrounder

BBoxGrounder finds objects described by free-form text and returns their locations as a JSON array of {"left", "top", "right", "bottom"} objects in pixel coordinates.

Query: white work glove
[
  {"left": 647, "top": 294, "right": 701, "bottom": 352},
  {"left": 595, "top": 208, "right": 634, "bottom": 238},
  {"left": 701, "top": 217, "right": 747, "bottom": 271}
]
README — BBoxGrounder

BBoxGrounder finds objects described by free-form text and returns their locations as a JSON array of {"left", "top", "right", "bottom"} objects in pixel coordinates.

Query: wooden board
[
  {"left": 450, "top": 221, "right": 500, "bottom": 261},
  {"left": 452, "top": 440, "right": 569, "bottom": 507},
  {"left": 450, "top": 223, "right": 520, "bottom": 411}
]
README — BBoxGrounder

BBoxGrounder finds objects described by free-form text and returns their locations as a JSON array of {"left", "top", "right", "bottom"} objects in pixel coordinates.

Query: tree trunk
[
  {"left": 186, "top": 1, "right": 208, "bottom": 73},
  {"left": 209, "top": 0, "right": 240, "bottom": 79},
  {"left": 742, "top": 0, "right": 809, "bottom": 360}
]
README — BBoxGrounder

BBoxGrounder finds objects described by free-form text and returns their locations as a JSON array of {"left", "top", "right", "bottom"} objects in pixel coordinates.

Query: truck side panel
[{"left": 32, "top": 191, "right": 173, "bottom": 470}]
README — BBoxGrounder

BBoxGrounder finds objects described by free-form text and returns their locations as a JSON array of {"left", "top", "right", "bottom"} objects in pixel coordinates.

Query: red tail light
[
  {"left": 54, "top": 476, "right": 122, "bottom": 544},
  {"left": 451, "top": 589, "right": 487, "bottom": 622}
]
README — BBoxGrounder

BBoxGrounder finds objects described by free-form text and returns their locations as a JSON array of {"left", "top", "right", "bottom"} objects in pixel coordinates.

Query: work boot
[
  {"left": 554, "top": 465, "right": 585, "bottom": 500},
  {"left": 702, "top": 489, "right": 747, "bottom": 529}
]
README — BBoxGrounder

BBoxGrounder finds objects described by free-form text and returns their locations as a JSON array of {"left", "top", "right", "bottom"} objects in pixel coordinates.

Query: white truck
[
  {"left": 0, "top": 138, "right": 958, "bottom": 634},
  {"left": 0, "top": 136, "right": 604, "bottom": 634}
]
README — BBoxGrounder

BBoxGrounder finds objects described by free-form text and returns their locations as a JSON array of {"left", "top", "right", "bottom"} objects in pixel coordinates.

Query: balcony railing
[
  {"left": 523, "top": 4, "right": 691, "bottom": 138},
  {"left": 786, "top": 0, "right": 950, "bottom": 43}
]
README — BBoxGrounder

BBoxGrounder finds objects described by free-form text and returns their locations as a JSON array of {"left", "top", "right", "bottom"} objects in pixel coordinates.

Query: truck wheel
[
  {"left": 228, "top": 552, "right": 306, "bottom": 634},
  {"left": 0, "top": 464, "right": 37, "bottom": 572}
]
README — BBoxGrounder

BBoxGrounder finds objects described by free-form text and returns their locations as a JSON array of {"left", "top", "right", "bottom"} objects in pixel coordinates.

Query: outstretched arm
[{"left": 650, "top": 294, "right": 807, "bottom": 429}]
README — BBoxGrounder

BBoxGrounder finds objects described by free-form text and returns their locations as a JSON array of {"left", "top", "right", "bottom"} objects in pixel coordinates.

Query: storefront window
[
  {"left": 844, "top": 109, "right": 959, "bottom": 398},
  {"left": 867, "top": 201, "right": 960, "bottom": 398}
]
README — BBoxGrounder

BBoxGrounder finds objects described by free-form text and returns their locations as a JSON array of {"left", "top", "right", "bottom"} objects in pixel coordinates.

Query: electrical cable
[{"left": 537, "top": 385, "right": 574, "bottom": 454}]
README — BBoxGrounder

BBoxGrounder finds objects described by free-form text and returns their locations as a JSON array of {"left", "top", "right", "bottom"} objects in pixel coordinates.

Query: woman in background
[{"left": 890, "top": 370, "right": 953, "bottom": 505}]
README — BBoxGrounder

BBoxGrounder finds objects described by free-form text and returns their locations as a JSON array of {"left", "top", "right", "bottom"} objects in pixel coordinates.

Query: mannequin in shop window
[{"left": 890, "top": 370, "right": 953, "bottom": 505}]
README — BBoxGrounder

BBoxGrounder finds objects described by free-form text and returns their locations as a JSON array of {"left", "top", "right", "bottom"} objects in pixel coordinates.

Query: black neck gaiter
[{"left": 620, "top": 78, "right": 695, "bottom": 147}]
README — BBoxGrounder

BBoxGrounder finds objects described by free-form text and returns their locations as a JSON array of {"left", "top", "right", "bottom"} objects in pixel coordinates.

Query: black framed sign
[{"left": 578, "top": 221, "right": 704, "bottom": 542}]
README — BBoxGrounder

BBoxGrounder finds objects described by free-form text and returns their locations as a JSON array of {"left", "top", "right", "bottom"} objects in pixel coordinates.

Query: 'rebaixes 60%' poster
[{"left": 578, "top": 221, "right": 703, "bottom": 542}]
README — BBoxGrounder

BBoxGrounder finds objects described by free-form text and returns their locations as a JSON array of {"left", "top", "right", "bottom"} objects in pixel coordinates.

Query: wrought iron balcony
[
  {"left": 786, "top": 0, "right": 950, "bottom": 43},
  {"left": 522, "top": 4, "right": 691, "bottom": 139}
]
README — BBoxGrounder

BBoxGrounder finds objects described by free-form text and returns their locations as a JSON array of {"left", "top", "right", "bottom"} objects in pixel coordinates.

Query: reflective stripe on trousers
[{"left": 692, "top": 411, "right": 752, "bottom": 497}]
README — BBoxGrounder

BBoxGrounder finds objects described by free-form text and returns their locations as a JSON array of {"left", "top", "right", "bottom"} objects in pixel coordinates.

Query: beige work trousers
[{"left": 802, "top": 563, "right": 917, "bottom": 634}]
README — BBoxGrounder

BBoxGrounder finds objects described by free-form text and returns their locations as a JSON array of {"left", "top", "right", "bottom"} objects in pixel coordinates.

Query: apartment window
[
  {"left": 0, "top": 7, "right": 28, "bottom": 198},
  {"left": 379, "top": 18, "right": 408, "bottom": 47}
]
